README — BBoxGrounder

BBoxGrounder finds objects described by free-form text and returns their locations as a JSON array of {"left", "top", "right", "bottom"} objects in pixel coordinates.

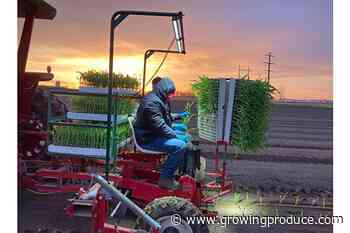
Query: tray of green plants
[
  {"left": 192, "top": 75, "right": 219, "bottom": 114},
  {"left": 192, "top": 76, "right": 220, "bottom": 142},
  {"left": 231, "top": 79, "right": 275, "bottom": 152},
  {"left": 192, "top": 76, "right": 275, "bottom": 152},
  {"left": 52, "top": 123, "right": 130, "bottom": 149},
  {"left": 78, "top": 70, "right": 139, "bottom": 90},
  {"left": 72, "top": 96, "right": 136, "bottom": 115}
]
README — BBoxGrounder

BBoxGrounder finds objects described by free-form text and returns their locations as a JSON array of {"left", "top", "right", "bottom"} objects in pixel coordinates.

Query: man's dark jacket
[{"left": 134, "top": 78, "right": 180, "bottom": 144}]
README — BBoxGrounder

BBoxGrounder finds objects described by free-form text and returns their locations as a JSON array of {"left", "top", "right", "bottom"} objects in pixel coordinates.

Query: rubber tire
[{"left": 136, "top": 196, "right": 209, "bottom": 233}]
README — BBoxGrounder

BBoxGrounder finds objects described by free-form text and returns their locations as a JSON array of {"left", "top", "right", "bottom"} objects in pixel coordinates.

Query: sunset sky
[{"left": 18, "top": 0, "right": 332, "bottom": 99}]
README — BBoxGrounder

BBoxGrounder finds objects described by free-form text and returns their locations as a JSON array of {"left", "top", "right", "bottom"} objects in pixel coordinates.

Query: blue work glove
[
  {"left": 179, "top": 111, "right": 190, "bottom": 118},
  {"left": 176, "top": 133, "right": 191, "bottom": 143},
  {"left": 172, "top": 123, "right": 188, "bottom": 132},
  {"left": 175, "top": 129, "right": 186, "bottom": 135}
]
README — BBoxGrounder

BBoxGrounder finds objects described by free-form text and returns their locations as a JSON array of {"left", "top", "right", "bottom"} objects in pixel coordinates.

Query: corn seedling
[{"left": 181, "top": 102, "right": 194, "bottom": 126}]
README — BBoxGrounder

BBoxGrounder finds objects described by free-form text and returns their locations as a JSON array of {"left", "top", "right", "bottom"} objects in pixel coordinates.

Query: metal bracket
[{"left": 112, "top": 13, "right": 128, "bottom": 28}]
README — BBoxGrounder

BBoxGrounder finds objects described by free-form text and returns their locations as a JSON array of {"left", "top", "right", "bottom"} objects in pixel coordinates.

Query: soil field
[
  {"left": 18, "top": 189, "right": 333, "bottom": 233},
  {"left": 171, "top": 98, "right": 333, "bottom": 163}
]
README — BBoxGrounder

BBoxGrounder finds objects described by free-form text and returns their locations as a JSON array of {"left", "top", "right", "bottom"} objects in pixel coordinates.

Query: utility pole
[
  {"left": 238, "top": 66, "right": 251, "bottom": 79},
  {"left": 264, "top": 52, "right": 274, "bottom": 84},
  {"left": 238, "top": 65, "right": 241, "bottom": 78}
]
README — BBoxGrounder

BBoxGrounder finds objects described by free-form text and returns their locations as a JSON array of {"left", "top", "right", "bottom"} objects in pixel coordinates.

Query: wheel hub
[{"left": 158, "top": 216, "right": 193, "bottom": 233}]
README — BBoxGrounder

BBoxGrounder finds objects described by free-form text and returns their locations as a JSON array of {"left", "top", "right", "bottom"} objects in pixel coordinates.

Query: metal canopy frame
[
  {"left": 106, "top": 10, "right": 186, "bottom": 179},
  {"left": 142, "top": 48, "right": 183, "bottom": 96},
  {"left": 18, "top": 0, "right": 57, "bottom": 20},
  {"left": 18, "top": 0, "right": 56, "bottom": 73},
  {"left": 18, "top": 0, "right": 56, "bottom": 116}
]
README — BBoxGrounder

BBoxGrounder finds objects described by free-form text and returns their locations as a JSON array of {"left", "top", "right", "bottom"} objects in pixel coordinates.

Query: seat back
[{"left": 128, "top": 116, "right": 165, "bottom": 155}]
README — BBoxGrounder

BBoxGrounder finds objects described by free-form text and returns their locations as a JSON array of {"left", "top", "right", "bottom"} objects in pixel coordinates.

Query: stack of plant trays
[
  {"left": 193, "top": 76, "right": 274, "bottom": 152},
  {"left": 47, "top": 87, "right": 138, "bottom": 161}
]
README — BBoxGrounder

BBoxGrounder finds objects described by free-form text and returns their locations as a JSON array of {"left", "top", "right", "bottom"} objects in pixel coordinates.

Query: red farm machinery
[{"left": 18, "top": 1, "right": 232, "bottom": 232}]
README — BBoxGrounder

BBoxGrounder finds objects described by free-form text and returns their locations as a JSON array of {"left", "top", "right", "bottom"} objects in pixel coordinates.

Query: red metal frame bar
[
  {"left": 18, "top": 15, "right": 34, "bottom": 76},
  {"left": 206, "top": 141, "right": 232, "bottom": 193},
  {"left": 91, "top": 192, "right": 159, "bottom": 233},
  {"left": 20, "top": 149, "right": 230, "bottom": 203}
]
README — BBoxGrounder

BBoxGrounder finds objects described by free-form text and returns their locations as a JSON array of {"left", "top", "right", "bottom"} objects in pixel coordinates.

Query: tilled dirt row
[
  {"left": 172, "top": 100, "right": 333, "bottom": 161},
  {"left": 206, "top": 158, "right": 333, "bottom": 194}
]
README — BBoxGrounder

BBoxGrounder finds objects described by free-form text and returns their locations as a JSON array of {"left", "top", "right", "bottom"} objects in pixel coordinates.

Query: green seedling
[{"left": 181, "top": 102, "right": 194, "bottom": 127}]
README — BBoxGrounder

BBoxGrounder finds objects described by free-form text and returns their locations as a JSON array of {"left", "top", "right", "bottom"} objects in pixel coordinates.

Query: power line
[
  {"left": 264, "top": 52, "right": 274, "bottom": 84},
  {"left": 237, "top": 65, "right": 251, "bottom": 80}
]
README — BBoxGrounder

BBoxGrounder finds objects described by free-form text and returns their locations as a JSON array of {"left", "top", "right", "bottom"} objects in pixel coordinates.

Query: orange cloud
[{"left": 20, "top": 0, "right": 332, "bottom": 100}]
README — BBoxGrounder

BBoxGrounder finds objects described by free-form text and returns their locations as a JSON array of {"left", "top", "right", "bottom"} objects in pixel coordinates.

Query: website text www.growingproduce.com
[{"left": 170, "top": 214, "right": 343, "bottom": 228}]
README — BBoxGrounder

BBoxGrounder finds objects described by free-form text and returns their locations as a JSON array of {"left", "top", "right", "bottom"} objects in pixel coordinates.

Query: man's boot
[{"left": 158, "top": 177, "right": 181, "bottom": 190}]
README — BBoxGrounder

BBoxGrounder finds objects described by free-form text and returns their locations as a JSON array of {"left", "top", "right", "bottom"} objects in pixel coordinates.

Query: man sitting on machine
[
  {"left": 134, "top": 77, "right": 190, "bottom": 190},
  {"left": 151, "top": 77, "right": 189, "bottom": 134}
]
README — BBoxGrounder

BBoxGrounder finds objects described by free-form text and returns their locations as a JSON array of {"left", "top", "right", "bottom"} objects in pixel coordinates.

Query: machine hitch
[{"left": 94, "top": 174, "right": 162, "bottom": 232}]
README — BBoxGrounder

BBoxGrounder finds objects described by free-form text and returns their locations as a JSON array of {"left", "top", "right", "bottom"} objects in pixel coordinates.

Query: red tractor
[
  {"left": 18, "top": 1, "right": 232, "bottom": 232},
  {"left": 18, "top": 0, "right": 54, "bottom": 162},
  {"left": 18, "top": 0, "right": 68, "bottom": 162}
]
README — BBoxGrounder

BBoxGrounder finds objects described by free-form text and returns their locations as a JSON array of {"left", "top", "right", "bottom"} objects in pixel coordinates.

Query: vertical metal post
[
  {"left": 142, "top": 50, "right": 156, "bottom": 96},
  {"left": 106, "top": 22, "right": 115, "bottom": 180},
  {"left": 179, "top": 12, "right": 186, "bottom": 53},
  {"left": 18, "top": 15, "right": 34, "bottom": 75},
  {"left": 92, "top": 194, "right": 108, "bottom": 233},
  {"left": 18, "top": 15, "right": 35, "bottom": 116},
  {"left": 222, "top": 143, "right": 227, "bottom": 192},
  {"left": 47, "top": 91, "right": 52, "bottom": 131},
  {"left": 112, "top": 95, "right": 118, "bottom": 167},
  {"left": 142, "top": 51, "right": 148, "bottom": 96},
  {"left": 215, "top": 143, "right": 219, "bottom": 171},
  {"left": 224, "top": 79, "right": 235, "bottom": 143},
  {"left": 216, "top": 80, "right": 226, "bottom": 142}
]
